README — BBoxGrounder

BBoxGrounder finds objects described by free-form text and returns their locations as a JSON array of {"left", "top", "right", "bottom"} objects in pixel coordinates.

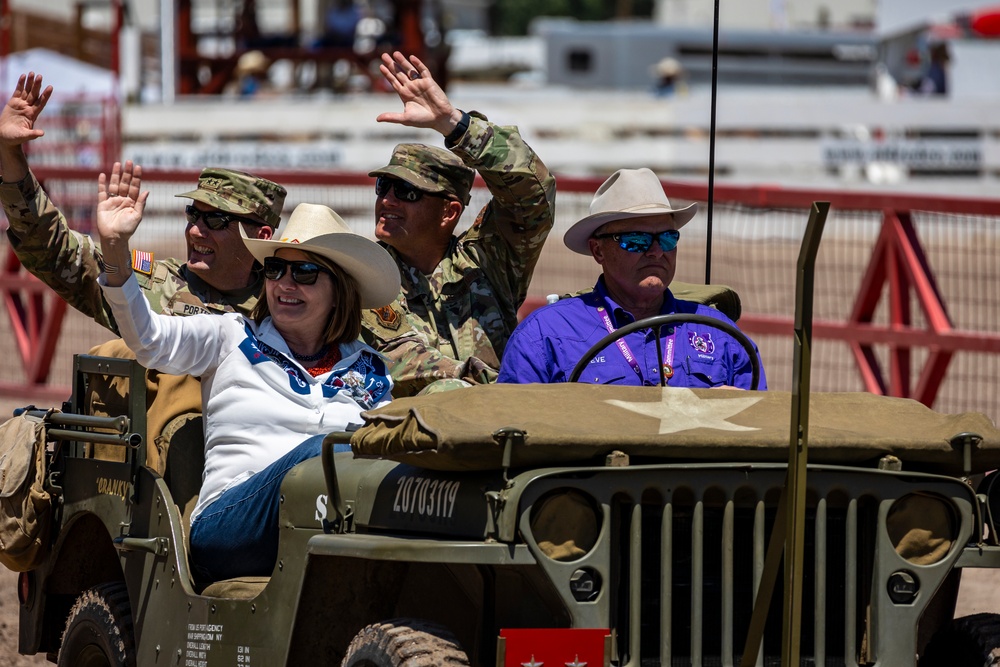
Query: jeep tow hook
[{"left": 113, "top": 536, "right": 170, "bottom": 557}]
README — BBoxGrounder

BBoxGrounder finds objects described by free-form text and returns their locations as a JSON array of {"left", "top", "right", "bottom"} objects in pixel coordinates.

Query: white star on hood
[{"left": 607, "top": 387, "right": 763, "bottom": 435}]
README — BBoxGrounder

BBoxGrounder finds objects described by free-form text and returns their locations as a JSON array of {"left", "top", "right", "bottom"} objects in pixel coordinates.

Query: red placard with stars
[{"left": 499, "top": 628, "right": 610, "bottom": 667}]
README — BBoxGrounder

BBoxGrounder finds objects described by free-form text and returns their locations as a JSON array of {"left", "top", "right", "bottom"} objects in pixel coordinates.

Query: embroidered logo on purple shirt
[{"left": 688, "top": 331, "right": 716, "bottom": 354}]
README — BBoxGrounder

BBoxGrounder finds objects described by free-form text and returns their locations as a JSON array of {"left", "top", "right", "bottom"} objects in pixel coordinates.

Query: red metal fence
[{"left": 2, "top": 168, "right": 998, "bottom": 424}]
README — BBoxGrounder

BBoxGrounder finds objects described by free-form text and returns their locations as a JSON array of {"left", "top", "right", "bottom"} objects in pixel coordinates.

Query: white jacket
[{"left": 102, "top": 275, "right": 393, "bottom": 519}]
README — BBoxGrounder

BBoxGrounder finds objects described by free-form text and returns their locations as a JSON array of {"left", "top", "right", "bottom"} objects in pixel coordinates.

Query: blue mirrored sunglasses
[{"left": 593, "top": 230, "right": 680, "bottom": 253}]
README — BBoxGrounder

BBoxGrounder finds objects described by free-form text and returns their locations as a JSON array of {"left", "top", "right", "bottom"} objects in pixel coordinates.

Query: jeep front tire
[{"left": 341, "top": 618, "right": 470, "bottom": 666}]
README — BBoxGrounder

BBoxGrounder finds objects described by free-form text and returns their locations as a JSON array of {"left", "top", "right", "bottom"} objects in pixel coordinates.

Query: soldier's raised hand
[
  {"left": 0, "top": 73, "right": 53, "bottom": 148},
  {"left": 97, "top": 161, "right": 150, "bottom": 245},
  {"left": 375, "top": 52, "right": 462, "bottom": 136}
]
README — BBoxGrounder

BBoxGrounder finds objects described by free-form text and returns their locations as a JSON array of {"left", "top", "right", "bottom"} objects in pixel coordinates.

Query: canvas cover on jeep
[{"left": 351, "top": 384, "right": 1000, "bottom": 474}]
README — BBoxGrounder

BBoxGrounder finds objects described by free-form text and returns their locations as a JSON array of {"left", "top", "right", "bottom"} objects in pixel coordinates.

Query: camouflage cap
[
  {"left": 369, "top": 144, "right": 474, "bottom": 206},
  {"left": 175, "top": 168, "right": 286, "bottom": 227}
]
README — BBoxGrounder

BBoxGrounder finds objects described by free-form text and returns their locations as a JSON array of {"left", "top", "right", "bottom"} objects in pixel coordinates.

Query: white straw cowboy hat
[
  {"left": 235, "top": 50, "right": 271, "bottom": 77},
  {"left": 241, "top": 203, "right": 400, "bottom": 308},
  {"left": 654, "top": 57, "right": 682, "bottom": 78},
  {"left": 563, "top": 168, "right": 698, "bottom": 255}
]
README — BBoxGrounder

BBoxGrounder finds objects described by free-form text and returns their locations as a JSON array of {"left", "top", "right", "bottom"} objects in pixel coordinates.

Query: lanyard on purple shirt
[{"left": 597, "top": 306, "right": 676, "bottom": 383}]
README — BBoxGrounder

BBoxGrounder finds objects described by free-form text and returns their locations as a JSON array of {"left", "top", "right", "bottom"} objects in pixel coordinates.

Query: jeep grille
[
  {"left": 611, "top": 488, "right": 872, "bottom": 666},
  {"left": 518, "top": 465, "right": 971, "bottom": 667}
]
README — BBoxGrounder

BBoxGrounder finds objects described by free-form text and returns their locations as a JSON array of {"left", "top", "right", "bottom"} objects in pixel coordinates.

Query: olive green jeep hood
[{"left": 352, "top": 384, "right": 1000, "bottom": 474}]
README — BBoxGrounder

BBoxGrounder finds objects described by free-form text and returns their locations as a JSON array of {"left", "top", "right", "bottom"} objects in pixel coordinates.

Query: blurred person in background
[
  {"left": 317, "top": 0, "right": 362, "bottom": 49},
  {"left": 226, "top": 50, "right": 275, "bottom": 98},
  {"left": 918, "top": 42, "right": 950, "bottom": 96},
  {"left": 652, "top": 57, "right": 685, "bottom": 97}
]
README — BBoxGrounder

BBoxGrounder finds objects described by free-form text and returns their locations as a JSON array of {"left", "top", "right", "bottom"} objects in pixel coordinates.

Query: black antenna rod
[{"left": 706, "top": 0, "right": 721, "bottom": 285}]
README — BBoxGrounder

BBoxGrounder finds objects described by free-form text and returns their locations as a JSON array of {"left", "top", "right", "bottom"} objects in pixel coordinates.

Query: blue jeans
[{"left": 189, "top": 434, "right": 350, "bottom": 581}]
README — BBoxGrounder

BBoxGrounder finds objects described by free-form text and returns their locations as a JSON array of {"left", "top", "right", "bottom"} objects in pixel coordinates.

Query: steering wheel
[{"left": 568, "top": 313, "right": 761, "bottom": 389}]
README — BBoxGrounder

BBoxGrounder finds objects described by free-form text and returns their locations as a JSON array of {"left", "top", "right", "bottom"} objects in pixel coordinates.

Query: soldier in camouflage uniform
[
  {"left": 0, "top": 72, "right": 285, "bottom": 475},
  {"left": 361, "top": 52, "right": 556, "bottom": 392},
  {"left": 1, "top": 75, "right": 284, "bottom": 331}
]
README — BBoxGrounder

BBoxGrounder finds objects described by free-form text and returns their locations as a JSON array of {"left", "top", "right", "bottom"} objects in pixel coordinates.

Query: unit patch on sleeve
[{"left": 371, "top": 304, "right": 402, "bottom": 331}]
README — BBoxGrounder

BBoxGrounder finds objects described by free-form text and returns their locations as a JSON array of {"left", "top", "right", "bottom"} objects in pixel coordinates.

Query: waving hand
[
  {"left": 375, "top": 52, "right": 462, "bottom": 136},
  {"left": 96, "top": 161, "right": 150, "bottom": 285},
  {"left": 0, "top": 72, "right": 53, "bottom": 148}
]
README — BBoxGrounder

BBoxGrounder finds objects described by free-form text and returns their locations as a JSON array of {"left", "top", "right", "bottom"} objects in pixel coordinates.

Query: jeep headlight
[
  {"left": 886, "top": 493, "right": 959, "bottom": 565},
  {"left": 530, "top": 490, "right": 600, "bottom": 562}
]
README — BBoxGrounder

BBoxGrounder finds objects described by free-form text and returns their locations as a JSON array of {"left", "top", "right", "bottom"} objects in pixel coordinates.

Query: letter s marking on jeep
[{"left": 315, "top": 494, "right": 328, "bottom": 522}]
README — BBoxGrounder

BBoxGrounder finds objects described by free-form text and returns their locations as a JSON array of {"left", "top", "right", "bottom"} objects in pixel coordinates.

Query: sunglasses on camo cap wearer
[
  {"left": 593, "top": 229, "right": 681, "bottom": 253},
  {"left": 375, "top": 176, "right": 451, "bottom": 203},
  {"left": 263, "top": 257, "right": 335, "bottom": 285},
  {"left": 185, "top": 205, "right": 262, "bottom": 231}
]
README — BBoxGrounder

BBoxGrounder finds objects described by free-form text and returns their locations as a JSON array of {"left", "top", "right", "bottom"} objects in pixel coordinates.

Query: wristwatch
[{"left": 445, "top": 110, "right": 471, "bottom": 147}]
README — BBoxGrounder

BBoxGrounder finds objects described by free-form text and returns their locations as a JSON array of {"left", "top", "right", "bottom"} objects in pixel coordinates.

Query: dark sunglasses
[
  {"left": 593, "top": 230, "right": 681, "bottom": 253},
  {"left": 375, "top": 176, "right": 448, "bottom": 203},
  {"left": 185, "top": 204, "right": 259, "bottom": 231},
  {"left": 263, "top": 257, "right": 334, "bottom": 285}
]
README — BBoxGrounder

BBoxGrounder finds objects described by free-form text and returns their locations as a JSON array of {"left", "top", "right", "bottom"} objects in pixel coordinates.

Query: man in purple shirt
[{"left": 498, "top": 168, "right": 766, "bottom": 389}]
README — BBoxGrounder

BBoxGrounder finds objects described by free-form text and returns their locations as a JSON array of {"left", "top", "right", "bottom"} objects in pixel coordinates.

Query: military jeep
[
  {"left": 9, "top": 208, "right": 1000, "bottom": 667},
  {"left": 8, "top": 338, "right": 1000, "bottom": 667}
]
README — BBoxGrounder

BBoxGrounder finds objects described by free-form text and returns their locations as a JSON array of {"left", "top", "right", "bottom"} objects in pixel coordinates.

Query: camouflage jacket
[
  {"left": 360, "top": 313, "right": 500, "bottom": 396},
  {"left": 2, "top": 171, "right": 488, "bottom": 398},
  {"left": 362, "top": 113, "right": 556, "bottom": 375},
  {"left": 1, "top": 170, "right": 261, "bottom": 335}
]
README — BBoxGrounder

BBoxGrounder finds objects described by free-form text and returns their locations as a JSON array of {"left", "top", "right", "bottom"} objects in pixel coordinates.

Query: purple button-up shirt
[{"left": 498, "top": 278, "right": 766, "bottom": 389}]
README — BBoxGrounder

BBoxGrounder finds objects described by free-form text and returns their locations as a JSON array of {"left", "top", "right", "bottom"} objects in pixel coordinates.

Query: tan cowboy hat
[
  {"left": 654, "top": 57, "right": 682, "bottom": 78},
  {"left": 563, "top": 168, "right": 698, "bottom": 255},
  {"left": 235, "top": 50, "right": 270, "bottom": 77},
  {"left": 241, "top": 203, "right": 400, "bottom": 308}
]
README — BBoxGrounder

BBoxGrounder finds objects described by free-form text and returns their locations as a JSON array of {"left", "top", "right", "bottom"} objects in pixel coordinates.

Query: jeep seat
[
  {"left": 552, "top": 281, "right": 742, "bottom": 322},
  {"left": 200, "top": 576, "right": 270, "bottom": 599},
  {"left": 158, "top": 413, "right": 205, "bottom": 548},
  {"left": 85, "top": 338, "right": 203, "bottom": 476}
]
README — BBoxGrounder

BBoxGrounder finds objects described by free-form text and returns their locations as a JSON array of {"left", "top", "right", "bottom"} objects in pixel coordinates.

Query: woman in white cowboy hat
[{"left": 95, "top": 161, "right": 400, "bottom": 581}]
